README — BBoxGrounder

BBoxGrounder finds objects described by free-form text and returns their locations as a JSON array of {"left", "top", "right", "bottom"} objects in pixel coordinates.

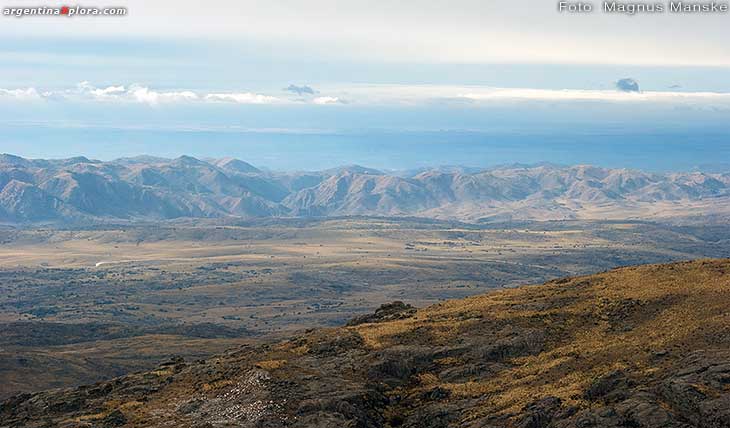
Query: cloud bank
[
  {"left": 0, "top": 82, "right": 284, "bottom": 106},
  {"left": 2, "top": 82, "right": 730, "bottom": 108}
]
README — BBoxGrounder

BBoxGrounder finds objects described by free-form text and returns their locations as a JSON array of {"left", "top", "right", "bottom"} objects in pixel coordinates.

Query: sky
[{"left": 0, "top": 0, "right": 729, "bottom": 171}]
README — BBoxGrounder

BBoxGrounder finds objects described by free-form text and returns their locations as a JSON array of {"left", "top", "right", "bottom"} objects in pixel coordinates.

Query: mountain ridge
[{"left": 2, "top": 154, "right": 730, "bottom": 224}]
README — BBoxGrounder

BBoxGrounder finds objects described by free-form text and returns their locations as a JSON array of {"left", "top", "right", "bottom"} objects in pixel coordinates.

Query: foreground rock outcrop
[{"left": 3, "top": 259, "right": 730, "bottom": 427}]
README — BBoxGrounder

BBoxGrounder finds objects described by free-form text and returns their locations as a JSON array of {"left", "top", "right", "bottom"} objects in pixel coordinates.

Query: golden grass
[
  {"left": 74, "top": 411, "right": 109, "bottom": 421},
  {"left": 30, "top": 258, "right": 730, "bottom": 428},
  {"left": 352, "top": 259, "right": 730, "bottom": 419},
  {"left": 416, "top": 372, "right": 439, "bottom": 386},
  {"left": 255, "top": 359, "right": 288, "bottom": 371},
  {"left": 150, "top": 368, "right": 174, "bottom": 377}
]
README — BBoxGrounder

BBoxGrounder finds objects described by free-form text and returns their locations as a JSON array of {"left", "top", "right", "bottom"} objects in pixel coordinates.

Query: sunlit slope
[{"left": 4, "top": 259, "right": 730, "bottom": 427}]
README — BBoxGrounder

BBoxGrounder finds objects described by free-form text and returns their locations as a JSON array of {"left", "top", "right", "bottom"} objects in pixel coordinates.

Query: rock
[
  {"left": 308, "top": 330, "right": 365, "bottom": 356},
  {"left": 402, "top": 409, "right": 452, "bottom": 428},
  {"left": 347, "top": 302, "right": 417, "bottom": 326},
  {"left": 584, "top": 370, "right": 632, "bottom": 403},
  {"left": 516, "top": 396, "right": 563, "bottom": 428},
  {"left": 101, "top": 409, "right": 127, "bottom": 427}
]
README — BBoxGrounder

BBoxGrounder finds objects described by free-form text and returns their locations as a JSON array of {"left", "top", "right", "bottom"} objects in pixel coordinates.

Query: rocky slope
[
  {"left": 2, "top": 154, "right": 730, "bottom": 223},
  {"left": 3, "top": 259, "right": 730, "bottom": 427}
]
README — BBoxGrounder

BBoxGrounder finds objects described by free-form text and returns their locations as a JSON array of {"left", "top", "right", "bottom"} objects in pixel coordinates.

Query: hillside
[
  {"left": 2, "top": 154, "right": 730, "bottom": 223},
  {"left": 3, "top": 259, "right": 730, "bottom": 427}
]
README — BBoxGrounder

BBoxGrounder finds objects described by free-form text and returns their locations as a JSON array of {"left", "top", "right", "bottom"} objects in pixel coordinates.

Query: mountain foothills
[
  {"left": 1, "top": 153, "right": 730, "bottom": 223},
  {"left": 3, "top": 259, "right": 730, "bottom": 427}
]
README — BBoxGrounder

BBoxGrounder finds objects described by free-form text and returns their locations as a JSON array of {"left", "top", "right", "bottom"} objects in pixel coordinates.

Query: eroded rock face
[
  {"left": 659, "top": 352, "right": 730, "bottom": 427},
  {"left": 503, "top": 352, "right": 730, "bottom": 428},
  {"left": 3, "top": 260, "right": 730, "bottom": 428},
  {"left": 14, "top": 349, "right": 730, "bottom": 428}
]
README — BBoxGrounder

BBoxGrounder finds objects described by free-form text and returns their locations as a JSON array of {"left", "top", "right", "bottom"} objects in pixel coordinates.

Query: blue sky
[{"left": 1, "top": 0, "right": 729, "bottom": 170}]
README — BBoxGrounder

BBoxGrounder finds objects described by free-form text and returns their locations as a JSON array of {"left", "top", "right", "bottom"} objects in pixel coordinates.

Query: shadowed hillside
[{"left": 3, "top": 259, "right": 730, "bottom": 427}]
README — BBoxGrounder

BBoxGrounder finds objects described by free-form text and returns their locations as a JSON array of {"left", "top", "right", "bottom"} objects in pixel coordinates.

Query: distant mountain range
[{"left": 1, "top": 153, "right": 729, "bottom": 223}]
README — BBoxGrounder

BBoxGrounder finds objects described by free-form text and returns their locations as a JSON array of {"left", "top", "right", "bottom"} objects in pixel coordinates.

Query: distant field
[{"left": 1, "top": 217, "right": 729, "bottom": 398}]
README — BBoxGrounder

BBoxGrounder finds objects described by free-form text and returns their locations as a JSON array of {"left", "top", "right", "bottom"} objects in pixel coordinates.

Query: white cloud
[
  {"left": 0, "top": 82, "right": 283, "bottom": 105},
  {"left": 312, "top": 96, "right": 344, "bottom": 105},
  {"left": 128, "top": 85, "right": 161, "bottom": 104},
  {"left": 323, "top": 84, "right": 730, "bottom": 106},
  {"left": 77, "top": 81, "right": 126, "bottom": 99},
  {"left": 457, "top": 88, "right": 730, "bottom": 103},
  {"left": 205, "top": 92, "right": 281, "bottom": 104},
  {"left": 0, "top": 87, "right": 43, "bottom": 100},
  {"left": 128, "top": 85, "right": 198, "bottom": 105},
  {"left": 14, "top": 81, "right": 201, "bottom": 105},
  {"left": 52, "top": 82, "right": 202, "bottom": 105}
]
